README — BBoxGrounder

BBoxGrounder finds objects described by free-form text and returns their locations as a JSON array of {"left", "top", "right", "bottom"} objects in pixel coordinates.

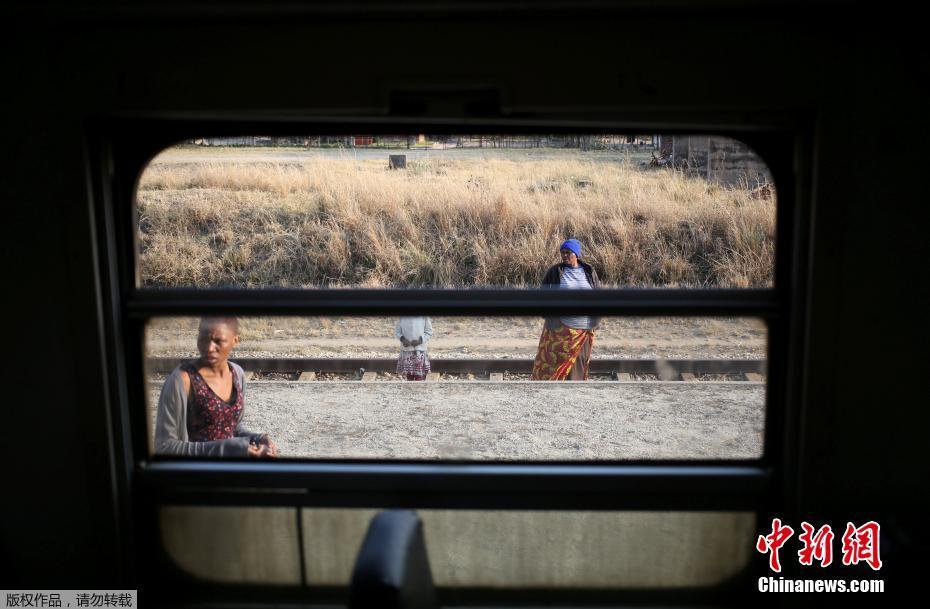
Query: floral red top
[{"left": 182, "top": 362, "right": 244, "bottom": 442}]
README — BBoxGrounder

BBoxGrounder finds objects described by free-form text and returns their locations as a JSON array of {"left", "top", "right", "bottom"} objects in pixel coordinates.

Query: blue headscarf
[{"left": 560, "top": 238, "right": 581, "bottom": 258}]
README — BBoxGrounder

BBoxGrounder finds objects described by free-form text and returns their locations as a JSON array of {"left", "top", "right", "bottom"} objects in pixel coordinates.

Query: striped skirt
[
  {"left": 530, "top": 324, "right": 595, "bottom": 381},
  {"left": 397, "top": 351, "right": 431, "bottom": 379}
]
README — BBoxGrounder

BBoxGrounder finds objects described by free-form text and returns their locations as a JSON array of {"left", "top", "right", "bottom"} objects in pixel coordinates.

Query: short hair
[{"left": 198, "top": 316, "right": 240, "bottom": 335}]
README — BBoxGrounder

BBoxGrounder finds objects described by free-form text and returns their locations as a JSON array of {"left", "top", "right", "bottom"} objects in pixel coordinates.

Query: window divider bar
[
  {"left": 138, "top": 462, "right": 773, "bottom": 511},
  {"left": 126, "top": 288, "right": 780, "bottom": 318}
]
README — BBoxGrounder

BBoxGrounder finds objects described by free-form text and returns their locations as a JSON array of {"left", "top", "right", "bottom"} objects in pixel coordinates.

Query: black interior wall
[{"left": 2, "top": 1, "right": 928, "bottom": 598}]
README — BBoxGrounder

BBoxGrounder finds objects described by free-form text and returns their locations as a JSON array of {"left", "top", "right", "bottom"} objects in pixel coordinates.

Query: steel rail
[{"left": 146, "top": 356, "right": 766, "bottom": 375}]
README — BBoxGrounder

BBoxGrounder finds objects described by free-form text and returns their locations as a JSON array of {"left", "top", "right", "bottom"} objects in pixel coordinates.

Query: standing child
[{"left": 395, "top": 316, "right": 433, "bottom": 381}]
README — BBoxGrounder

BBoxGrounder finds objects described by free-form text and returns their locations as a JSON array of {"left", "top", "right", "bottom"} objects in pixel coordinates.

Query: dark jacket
[
  {"left": 541, "top": 260, "right": 601, "bottom": 330},
  {"left": 541, "top": 260, "right": 601, "bottom": 289}
]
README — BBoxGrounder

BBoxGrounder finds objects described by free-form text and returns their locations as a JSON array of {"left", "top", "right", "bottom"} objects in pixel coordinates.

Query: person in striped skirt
[{"left": 395, "top": 316, "right": 433, "bottom": 381}]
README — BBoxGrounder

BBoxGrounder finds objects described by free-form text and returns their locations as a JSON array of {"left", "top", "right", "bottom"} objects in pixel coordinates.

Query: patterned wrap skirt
[
  {"left": 531, "top": 324, "right": 595, "bottom": 380},
  {"left": 397, "top": 351, "right": 431, "bottom": 377}
]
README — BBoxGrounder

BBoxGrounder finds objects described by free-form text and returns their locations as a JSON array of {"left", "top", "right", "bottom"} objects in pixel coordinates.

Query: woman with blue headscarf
[{"left": 531, "top": 238, "right": 601, "bottom": 380}]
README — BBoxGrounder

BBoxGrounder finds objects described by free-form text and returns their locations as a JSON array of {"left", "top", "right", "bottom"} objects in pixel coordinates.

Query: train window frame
[{"left": 90, "top": 118, "right": 810, "bottom": 604}]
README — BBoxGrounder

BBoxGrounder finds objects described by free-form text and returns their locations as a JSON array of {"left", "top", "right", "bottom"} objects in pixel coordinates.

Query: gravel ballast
[{"left": 148, "top": 381, "right": 764, "bottom": 460}]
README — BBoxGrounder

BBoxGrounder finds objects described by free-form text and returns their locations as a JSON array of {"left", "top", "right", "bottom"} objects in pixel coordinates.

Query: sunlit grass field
[{"left": 137, "top": 146, "right": 775, "bottom": 288}]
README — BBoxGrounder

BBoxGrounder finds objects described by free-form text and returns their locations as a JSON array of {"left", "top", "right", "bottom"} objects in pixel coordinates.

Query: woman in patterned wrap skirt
[{"left": 531, "top": 239, "right": 600, "bottom": 381}]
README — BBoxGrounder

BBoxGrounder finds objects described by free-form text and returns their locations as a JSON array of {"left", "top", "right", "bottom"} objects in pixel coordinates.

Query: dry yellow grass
[{"left": 137, "top": 150, "right": 775, "bottom": 288}]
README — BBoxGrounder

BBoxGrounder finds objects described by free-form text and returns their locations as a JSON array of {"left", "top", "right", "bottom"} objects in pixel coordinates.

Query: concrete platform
[{"left": 149, "top": 381, "right": 764, "bottom": 460}]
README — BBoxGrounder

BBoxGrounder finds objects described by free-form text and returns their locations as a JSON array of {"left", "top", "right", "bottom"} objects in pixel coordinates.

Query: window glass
[
  {"left": 136, "top": 135, "right": 775, "bottom": 289},
  {"left": 159, "top": 507, "right": 755, "bottom": 588},
  {"left": 160, "top": 506, "right": 301, "bottom": 585},
  {"left": 146, "top": 315, "right": 766, "bottom": 460}
]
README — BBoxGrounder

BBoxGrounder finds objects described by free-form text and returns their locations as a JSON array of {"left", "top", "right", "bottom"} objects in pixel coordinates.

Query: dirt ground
[
  {"left": 150, "top": 146, "right": 656, "bottom": 165},
  {"left": 145, "top": 316, "right": 767, "bottom": 360},
  {"left": 148, "top": 381, "right": 764, "bottom": 460}
]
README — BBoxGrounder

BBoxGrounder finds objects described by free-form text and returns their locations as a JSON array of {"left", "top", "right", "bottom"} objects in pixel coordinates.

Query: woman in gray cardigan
[{"left": 154, "top": 317, "right": 278, "bottom": 457}]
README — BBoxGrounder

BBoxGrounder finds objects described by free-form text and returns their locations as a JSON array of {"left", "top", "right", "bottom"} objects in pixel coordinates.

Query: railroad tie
[
  {"left": 361, "top": 371, "right": 378, "bottom": 382},
  {"left": 148, "top": 357, "right": 767, "bottom": 378},
  {"left": 613, "top": 372, "right": 632, "bottom": 381},
  {"left": 744, "top": 372, "right": 764, "bottom": 382},
  {"left": 426, "top": 372, "right": 440, "bottom": 382},
  {"left": 680, "top": 372, "right": 697, "bottom": 382},
  {"left": 297, "top": 371, "right": 316, "bottom": 381},
  {"left": 489, "top": 373, "right": 504, "bottom": 382}
]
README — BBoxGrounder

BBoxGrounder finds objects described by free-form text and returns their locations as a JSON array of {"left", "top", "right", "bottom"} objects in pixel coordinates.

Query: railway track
[{"left": 147, "top": 357, "right": 766, "bottom": 381}]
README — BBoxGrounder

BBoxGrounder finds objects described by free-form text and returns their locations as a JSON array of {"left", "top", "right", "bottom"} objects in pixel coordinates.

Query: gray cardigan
[{"left": 154, "top": 362, "right": 264, "bottom": 457}]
